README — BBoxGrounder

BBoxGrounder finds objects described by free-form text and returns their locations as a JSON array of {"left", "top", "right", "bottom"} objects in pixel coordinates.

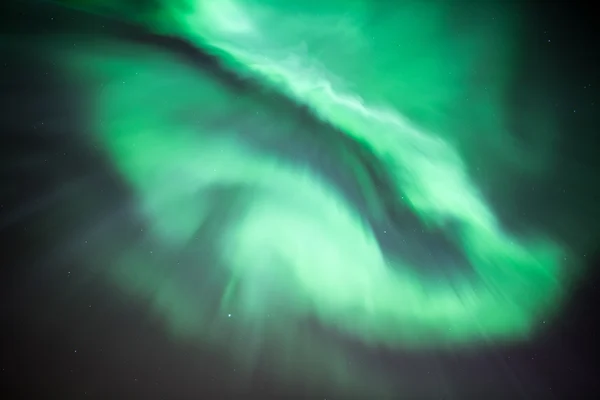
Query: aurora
[{"left": 38, "top": 0, "right": 587, "bottom": 395}]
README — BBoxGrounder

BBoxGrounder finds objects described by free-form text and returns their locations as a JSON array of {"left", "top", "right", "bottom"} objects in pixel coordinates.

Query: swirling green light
[{"left": 59, "top": 1, "right": 568, "bottom": 389}]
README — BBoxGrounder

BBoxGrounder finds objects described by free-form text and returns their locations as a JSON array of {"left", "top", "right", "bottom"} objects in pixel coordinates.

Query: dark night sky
[{"left": 1, "top": 1, "right": 600, "bottom": 399}]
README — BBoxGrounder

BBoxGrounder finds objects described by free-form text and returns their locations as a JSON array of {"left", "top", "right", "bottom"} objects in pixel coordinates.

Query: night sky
[{"left": 2, "top": 1, "right": 600, "bottom": 399}]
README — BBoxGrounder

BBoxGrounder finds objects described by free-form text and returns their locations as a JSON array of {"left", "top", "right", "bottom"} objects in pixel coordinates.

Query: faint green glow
[{"left": 58, "top": 0, "right": 570, "bottom": 393}]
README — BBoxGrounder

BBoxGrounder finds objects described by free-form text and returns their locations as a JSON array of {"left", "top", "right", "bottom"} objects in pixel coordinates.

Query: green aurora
[{"left": 43, "top": 0, "right": 588, "bottom": 394}]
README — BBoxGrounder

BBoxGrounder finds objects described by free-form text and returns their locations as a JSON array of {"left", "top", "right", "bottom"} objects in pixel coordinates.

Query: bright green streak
[{"left": 62, "top": 0, "right": 566, "bottom": 352}]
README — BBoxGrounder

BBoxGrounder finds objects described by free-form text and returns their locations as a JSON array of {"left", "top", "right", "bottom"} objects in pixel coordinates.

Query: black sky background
[{"left": 1, "top": 1, "right": 600, "bottom": 398}]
